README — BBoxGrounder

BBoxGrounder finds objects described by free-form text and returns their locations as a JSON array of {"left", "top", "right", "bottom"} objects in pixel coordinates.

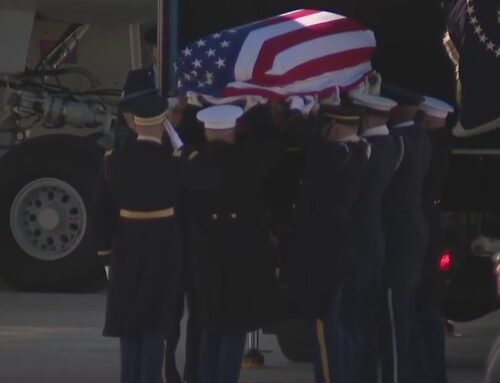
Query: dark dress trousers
[
  {"left": 382, "top": 123, "right": 432, "bottom": 383},
  {"left": 342, "top": 130, "right": 402, "bottom": 383}
]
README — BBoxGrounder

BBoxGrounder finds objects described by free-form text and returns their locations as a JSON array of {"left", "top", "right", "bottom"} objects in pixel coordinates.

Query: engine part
[
  {"left": 10, "top": 89, "right": 107, "bottom": 129},
  {"left": 38, "top": 24, "right": 91, "bottom": 71}
]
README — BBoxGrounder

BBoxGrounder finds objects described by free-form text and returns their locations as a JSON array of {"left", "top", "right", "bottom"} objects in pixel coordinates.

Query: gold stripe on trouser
[
  {"left": 97, "top": 250, "right": 111, "bottom": 256},
  {"left": 316, "top": 319, "right": 331, "bottom": 383},
  {"left": 387, "top": 288, "right": 398, "bottom": 383},
  {"left": 119, "top": 207, "right": 174, "bottom": 220}
]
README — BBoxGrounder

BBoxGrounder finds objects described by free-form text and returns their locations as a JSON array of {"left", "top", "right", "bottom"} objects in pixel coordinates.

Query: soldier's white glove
[
  {"left": 164, "top": 119, "right": 184, "bottom": 150},
  {"left": 348, "top": 82, "right": 368, "bottom": 98},
  {"left": 303, "top": 95, "right": 318, "bottom": 115},
  {"left": 288, "top": 96, "right": 305, "bottom": 113},
  {"left": 368, "top": 71, "right": 382, "bottom": 96}
]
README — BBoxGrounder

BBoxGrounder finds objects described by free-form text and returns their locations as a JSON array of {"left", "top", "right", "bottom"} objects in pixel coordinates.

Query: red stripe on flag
[
  {"left": 254, "top": 48, "right": 375, "bottom": 87},
  {"left": 251, "top": 18, "right": 369, "bottom": 81}
]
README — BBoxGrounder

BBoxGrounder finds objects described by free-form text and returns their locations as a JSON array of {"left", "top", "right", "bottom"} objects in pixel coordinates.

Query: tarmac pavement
[{"left": 0, "top": 278, "right": 498, "bottom": 383}]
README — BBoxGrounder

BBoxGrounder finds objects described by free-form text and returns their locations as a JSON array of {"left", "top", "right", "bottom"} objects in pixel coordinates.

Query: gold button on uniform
[
  {"left": 212, "top": 213, "right": 219, "bottom": 221},
  {"left": 230, "top": 213, "right": 237, "bottom": 220}
]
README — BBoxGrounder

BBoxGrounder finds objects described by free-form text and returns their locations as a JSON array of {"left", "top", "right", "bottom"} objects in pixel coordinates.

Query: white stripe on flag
[
  {"left": 228, "top": 61, "right": 372, "bottom": 95},
  {"left": 266, "top": 30, "right": 376, "bottom": 76},
  {"left": 234, "top": 11, "right": 346, "bottom": 81}
]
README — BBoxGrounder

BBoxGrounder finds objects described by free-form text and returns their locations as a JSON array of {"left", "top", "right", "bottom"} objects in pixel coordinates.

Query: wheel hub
[
  {"left": 38, "top": 208, "right": 60, "bottom": 231},
  {"left": 10, "top": 177, "right": 87, "bottom": 261}
]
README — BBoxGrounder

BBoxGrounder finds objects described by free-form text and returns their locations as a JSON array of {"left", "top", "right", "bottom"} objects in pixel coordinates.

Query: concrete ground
[{"left": 0, "top": 279, "right": 498, "bottom": 383}]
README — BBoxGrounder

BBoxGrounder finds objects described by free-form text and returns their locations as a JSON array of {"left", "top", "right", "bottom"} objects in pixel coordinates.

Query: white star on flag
[
  {"left": 182, "top": 47, "right": 193, "bottom": 57},
  {"left": 192, "top": 59, "right": 202, "bottom": 69},
  {"left": 487, "top": 42, "right": 495, "bottom": 51},
  {"left": 206, "top": 49, "right": 216, "bottom": 57},
  {"left": 220, "top": 40, "right": 230, "bottom": 48},
  {"left": 212, "top": 33, "right": 222, "bottom": 39},
  {"left": 196, "top": 39, "right": 206, "bottom": 47},
  {"left": 215, "top": 58, "right": 226, "bottom": 68},
  {"left": 198, "top": 81, "right": 205, "bottom": 88}
]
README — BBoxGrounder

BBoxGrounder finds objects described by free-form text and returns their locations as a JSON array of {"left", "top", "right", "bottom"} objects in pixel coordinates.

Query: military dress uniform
[
  {"left": 187, "top": 105, "right": 284, "bottom": 383},
  {"left": 380, "top": 85, "right": 432, "bottom": 383},
  {"left": 282, "top": 105, "right": 370, "bottom": 383},
  {"left": 119, "top": 88, "right": 202, "bottom": 383},
  {"left": 340, "top": 93, "right": 402, "bottom": 383},
  {"left": 416, "top": 96, "right": 454, "bottom": 383},
  {"left": 118, "top": 27, "right": 202, "bottom": 383},
  {"left": 93, "top": 96, "right": 220, "bottom": 383}
]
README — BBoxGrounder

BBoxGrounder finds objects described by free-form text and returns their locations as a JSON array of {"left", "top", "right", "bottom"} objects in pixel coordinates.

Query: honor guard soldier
[
  {"left": 281, "top": 96, "right": 370, "bottom": 383},
  {"left": 341, "top": 92, "right": 401, "bottom": 383},
  {"left": 187, "top": 105, "right": 284, "bottom": 383},
  {"left": 119, "top": 26, "right": 199, "bottom": 381},
  {"left": 416, "top": 96, "right": 454, "bottom": 383},
  {"left": 121, "top": 90, "right": 197, "bottom": 383},
  {"left": 379, "top": 84, "right": 432, "bottom": 383},
  {"left": 92, "top": 95, "right": 221, "bottom": 383}
]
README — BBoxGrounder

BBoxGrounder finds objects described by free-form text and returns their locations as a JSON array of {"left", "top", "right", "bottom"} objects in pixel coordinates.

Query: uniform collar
[
  {"left": 137, "top": 135, "right": 162, "bottom": 145},
  {"left": 392, "top": 120, "right": 415, "bottom": 129},
  {"left": 362, "top": 125, "right": 390, "bottom": 137}
]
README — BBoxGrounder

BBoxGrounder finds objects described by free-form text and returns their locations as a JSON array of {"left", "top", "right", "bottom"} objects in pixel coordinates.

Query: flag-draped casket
[{"left": 175, "top": 9, "right": 376, "bottom": 103}]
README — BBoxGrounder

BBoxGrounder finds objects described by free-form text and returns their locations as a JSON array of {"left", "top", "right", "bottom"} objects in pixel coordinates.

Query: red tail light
[{"left": 439, "top": 251, "right": 452, "bottom": 272}]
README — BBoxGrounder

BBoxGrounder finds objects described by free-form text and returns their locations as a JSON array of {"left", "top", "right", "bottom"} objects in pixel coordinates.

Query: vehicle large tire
[
  {"left": 274, "top": 318, "right": 314, "bottom": 362},
  {"left": 0, "top": 135, "right": 105, "bottom": 291}
]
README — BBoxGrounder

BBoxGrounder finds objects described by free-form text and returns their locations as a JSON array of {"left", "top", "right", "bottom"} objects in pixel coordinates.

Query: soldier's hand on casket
[
  {"left": 303, "top": 95, "right": 319, "bottom": 115},
  {"left": 286, "top": 95, "right": 318, "bottom": 116},
  {"left": 368, "top": 71, "right": 382, "bottom": 96},
  {"left": 288, "top": 96, "right": 305, "bottom": 113}
]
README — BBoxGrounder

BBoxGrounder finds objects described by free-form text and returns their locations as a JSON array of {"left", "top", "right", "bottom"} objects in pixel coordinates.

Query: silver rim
[{"left": 10, "top": 177, "right": 87, "bottom": 261}]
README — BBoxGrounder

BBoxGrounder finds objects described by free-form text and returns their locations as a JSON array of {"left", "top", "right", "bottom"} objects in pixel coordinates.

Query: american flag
[
  {"left": 451, "top": 0, "right": 500, "bottom": 137},
  {"left": 175, "top": 9, "right": 376, "bottom": 101}
]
